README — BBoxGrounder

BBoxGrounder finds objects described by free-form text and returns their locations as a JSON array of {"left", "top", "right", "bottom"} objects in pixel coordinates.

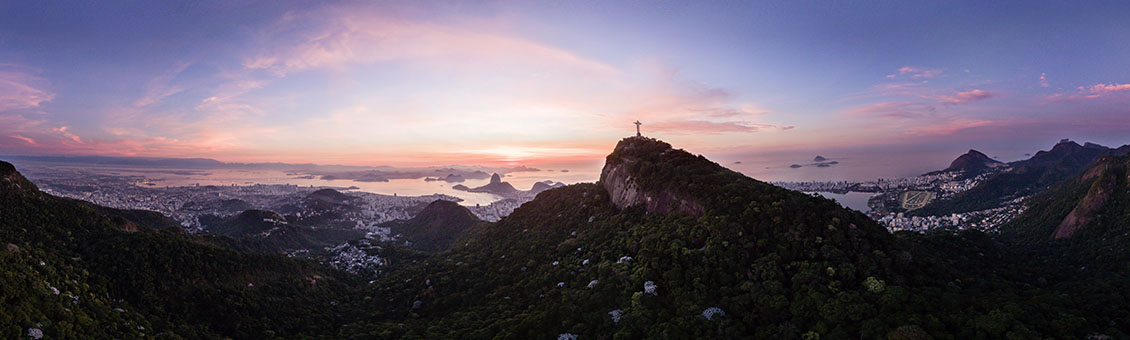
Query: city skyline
[{"left": 2, "top": 1, "right": 1129, "bottom": 167}]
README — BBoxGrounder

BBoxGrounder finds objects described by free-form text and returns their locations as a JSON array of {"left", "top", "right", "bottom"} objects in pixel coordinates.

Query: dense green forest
[
  {"left": 3, "top": 138, "right": 1130, "bottom": 339},
  {"left": 1, "top": 161, "right": 360, "bottom": 339}
]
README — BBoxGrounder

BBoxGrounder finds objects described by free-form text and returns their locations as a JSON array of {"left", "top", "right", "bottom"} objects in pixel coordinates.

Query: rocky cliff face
[
  {"left": 599, "top": 137, "right": 705, "bottom": 217},
  {"left": 1052, "top": 156, "right": 1128, "bottom": 239},
  {"left": 0, "top": 160, "right": 39, "bottom": 195}
]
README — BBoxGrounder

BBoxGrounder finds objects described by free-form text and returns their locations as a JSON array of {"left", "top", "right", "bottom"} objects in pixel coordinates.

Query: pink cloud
[
  {"left": 9, "top": 134, "right": 36, "bottom": 145},
  {"left": 244, "top": 7, "right": 617, "bottom": 77},
  {"left": 0, "top": 66, "right": 54, "bottom": 112},
  {"left": 1, "top": 129, "right": 203, "bottom": 158},
  {"left": 4, "top": 6, "right": 798, "bottom": 165},
  {"left": 1043, "top": 82, "right": 1130, "bottom": 103},
  {"left": 1084, "top": 83, "right": 1130, "bottom": 94},
  {"left": 0, "top": 114, "right": 180, "bottom": 156},
  {"left": 845, "top": 101, "right": 937, "bottom": 118},
  {"left": 132, "top": 63, "right": 190, "bottom": 108},
  {"left": 52, "top": 126, "right": 83, "bottom": 143},
  {"left": 1039, "top": 73, "right": 1049, "bottom": 87},
  {"left": 841, "top": 82, "right": 930, "bottom": 102},
  {"left": 939, "top": 89, "right": 995, "bottom": 104},
  {"left": 908, "top": 119, "right": 998, "bottom": 136},
  {"left": 890, "top": 66, "right": 942, "bottom": 79},
  {"left": 697, "top": 103, "right": 772, "bottom": 118},
  {"left": 846, "top": 88, "right": 994, "bottom": 118}
]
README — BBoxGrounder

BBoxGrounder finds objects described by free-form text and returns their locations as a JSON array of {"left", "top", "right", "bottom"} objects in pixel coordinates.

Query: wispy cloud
[
  {"left": 1044, "top": 82, "right": 1130, "bottom": 103},
  {"left": 52, "top": 126, "right": 82, "bottom": 143},
  {"left": 906, "top": 119, "right": 999, "bottom": 136},
  {"left": 0, "top": 65, "right": 53, "bottom": 112},
  {"left": 886, "top": 66, "right": 943, "bottom": 79},
  {"left": 132, "top": 63, "right": 190, "bottom": 108},
  {"left": 938, "top": 89, "right": 995, "bottom": 104},
  {"left": 845, "top": 89, "right": 994, "bottom": 117},
  {"left": 9, "top": 134, "right": 36, "bottom": 145},
  {"left": 2, "top": 3, "right": 794, "bottom": 164},
  {"left": 1039, "top": 73, "right": 1049, "bottom": 87},
  {"left": 1084, "top": 83, "right": 1130, "bottom": 95},
  {"left": 697, "top": 103, "right": 772, "bottom": 117},
  {"left": 243, "top": 6, "right": 617, "bottom": 77},
  {"left": 840, "top": 82, "right": 1004, "bottom": 141},
  {"left": 647, "top": 120, "right": 793, "bottom": 134}
]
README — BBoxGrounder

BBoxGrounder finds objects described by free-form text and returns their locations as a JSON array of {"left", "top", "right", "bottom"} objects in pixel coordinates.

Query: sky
[{"left": 2, "top": 1, "right": 1129, "bottom": 170}]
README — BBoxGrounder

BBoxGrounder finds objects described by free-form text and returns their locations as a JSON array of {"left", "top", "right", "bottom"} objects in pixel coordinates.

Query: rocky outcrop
[
  {"left": 0, "top": 160, "right": 39, "bottom": 194},
  {"left": 599, "top": 137, "right": 705, "bottom": 217},
  {"left": 457, "top": 179, "right": 519, "bottom": 196},
  {"left": 1052, "top": 156, "right": 1127, "bottom": 239},
  {"left": 601, "top": 162, "right": 704, "bottom": 217},
  {"left": 454, "top": 176, "right": 562, "bottom": 198}
]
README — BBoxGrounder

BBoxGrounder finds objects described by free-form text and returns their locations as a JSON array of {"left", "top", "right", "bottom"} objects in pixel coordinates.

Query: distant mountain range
[
  {"left": 915, "top": 139, "right": 1130, "bottom": 215},
  {"left": 1, "top": 154, "right": 541, "bottom": 181},
  {"left": 4, "top": 137, "right": 1130, "bottom": 338},
  {"left": 939, "top": 149, "right": 1004, "bottom": 176}
]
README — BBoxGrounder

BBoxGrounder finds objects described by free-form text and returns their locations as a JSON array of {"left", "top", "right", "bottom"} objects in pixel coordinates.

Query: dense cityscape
[{"left": 774, "top": 166, "right": 1022, "bottom": 233}]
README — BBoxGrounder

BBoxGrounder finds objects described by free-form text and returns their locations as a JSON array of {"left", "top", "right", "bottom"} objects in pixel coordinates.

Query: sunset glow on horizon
[{"left": 2, "top": 1, "right": 1129, "bottom": 167}]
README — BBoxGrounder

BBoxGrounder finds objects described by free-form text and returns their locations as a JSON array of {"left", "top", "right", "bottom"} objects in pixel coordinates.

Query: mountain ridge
[
  {"left": 5, "top": 132, "right": 1130, "bottom": 339},
  {"left": 915, "top": 139, "right": 1130, "bottom": 215},
  {"left": 942, "top": 149, "right": 1003, "bottom": 175},
  {"left": 385, "top": 200, "right": 482, "bottom": 252},
  {"left": 0, "top": 160, "right": 355, "bottom": 339}
]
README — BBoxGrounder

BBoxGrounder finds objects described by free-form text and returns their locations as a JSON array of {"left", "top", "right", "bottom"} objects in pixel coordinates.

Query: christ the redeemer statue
[{"left": 634, "top": 120, "right": 642, "bottom": 137}]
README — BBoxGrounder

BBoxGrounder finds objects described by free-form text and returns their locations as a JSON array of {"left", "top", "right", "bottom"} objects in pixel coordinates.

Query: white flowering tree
[
  {"left": 702, "top": 307, "right": 725, "bottom": 320},
  {"left": 643, "top": 281, "right": 658, "bottom": 296},
  {"left": 608, "top": 309, "right": 623, "bottom": 323}
]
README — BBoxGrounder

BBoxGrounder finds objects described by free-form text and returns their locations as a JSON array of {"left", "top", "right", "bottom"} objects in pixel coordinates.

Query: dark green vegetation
[
  {"left": 1001, "top": 154, "right": 1130, "bottom": 272},
  {"left": 4, "top": 137, "right": 1130, "bottom": 339},
  {"left": 199, "top": 209, "right": 364, "bottom": 252},
  {"left": 384, "top": 199, "right": 483, "bottom": 252},
  {"left": 1, "top": 161, "right": 358, "bottom": 339},
  {"left": 342, "top": 138, "right": 1129, "bottom": 339},
  {"left": 916, "top": 140, "right": 1130, "bottom": 215}
]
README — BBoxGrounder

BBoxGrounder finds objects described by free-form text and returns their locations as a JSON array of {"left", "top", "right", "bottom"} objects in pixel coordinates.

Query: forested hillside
[
  {"left": 4, "top": 138, "right": 1130, "bottom": 339},
  {"left": 1, "top": 161, "right": 358, "bottom": 339},
  {"left": 339, "top": 138, "right": 1130, "bottom": 339}
]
